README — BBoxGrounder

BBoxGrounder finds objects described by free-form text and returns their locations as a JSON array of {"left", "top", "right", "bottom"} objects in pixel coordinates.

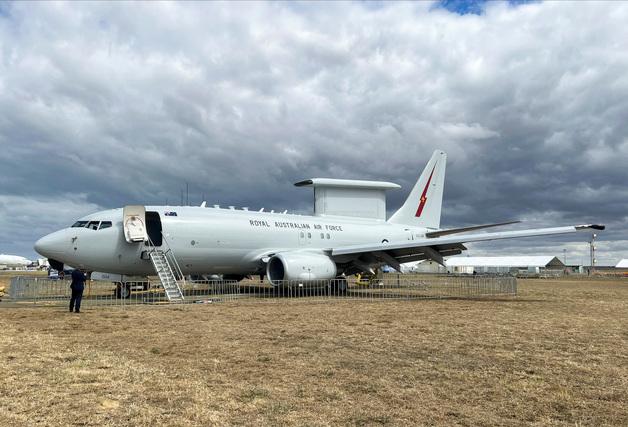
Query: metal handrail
[
  {"left": 145, "top": 233, "right": 186, "bottom": 299},
  {"left": 144, "top": 234, "right": 159, "bottom": 258},
  {"left": 159, "top": 232, "right": 186, "bottom": 286}
]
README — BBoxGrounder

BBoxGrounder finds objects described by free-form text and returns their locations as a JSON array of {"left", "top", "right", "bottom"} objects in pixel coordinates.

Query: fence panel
[{"left": 4, "top": 274, "right": 516, "bottom": 309}]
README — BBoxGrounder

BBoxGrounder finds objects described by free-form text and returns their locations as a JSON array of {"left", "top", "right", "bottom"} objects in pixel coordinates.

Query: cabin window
[
  {"left": 320, "top": 233, "right": 324, "bottom": 239},
  {"left": 326, "top": 233, "right": 330, "bottom": 239},
  {"left": 99, "top": 221, "right": 112, "bottom": 230},
  {"left": 87, "top": 221, "right": 100, "bottom": 230},
  {"left": 307, "top": 232, "right": 311, "bottom": 239},
  {"left": 71, "top": 221, "right": 88, "bottom": 228},
  {"left": 300, "top": 232, "right": 304, "bottom": 238}
]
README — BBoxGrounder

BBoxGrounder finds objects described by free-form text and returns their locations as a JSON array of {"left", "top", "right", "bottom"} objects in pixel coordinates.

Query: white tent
[
  {"left": 446, "top": 256, "right": 565, "bottom": 274},
  {"left": 446, "top": 256, "right": 564, "bottom": 267},
  {"left": 615, "top": 259, "right": 628, "bottom": 268},
  {"left": 400, "top": 260, "right": 447, "bottom": 274}
]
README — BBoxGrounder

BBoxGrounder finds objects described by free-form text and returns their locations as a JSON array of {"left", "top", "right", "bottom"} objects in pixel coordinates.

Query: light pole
[{"left": 589, "top": 233, "right": 597, "bottom": 275}]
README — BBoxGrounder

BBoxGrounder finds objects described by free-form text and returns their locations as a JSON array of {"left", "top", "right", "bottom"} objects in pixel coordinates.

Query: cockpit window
[
  {"left": 71, "top": 220, "right": 112, "bottom": 230},
  {"left": 99, "top": 221, "right": 112, "bottom": 230}
]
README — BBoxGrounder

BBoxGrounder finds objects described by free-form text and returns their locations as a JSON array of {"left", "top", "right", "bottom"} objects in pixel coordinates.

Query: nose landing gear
[{"left": 115, "top": 282, "right": 131, "bottom": 299}]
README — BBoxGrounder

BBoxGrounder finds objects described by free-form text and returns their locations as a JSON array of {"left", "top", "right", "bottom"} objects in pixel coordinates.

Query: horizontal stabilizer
[{"left": 425, "top": 220, "right": 521, "bottom": 238}]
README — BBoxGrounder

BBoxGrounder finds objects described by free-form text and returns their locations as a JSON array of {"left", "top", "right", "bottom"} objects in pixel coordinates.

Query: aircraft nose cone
[{"left": 34, "top": 231, "right": 68, "bottom": 258}]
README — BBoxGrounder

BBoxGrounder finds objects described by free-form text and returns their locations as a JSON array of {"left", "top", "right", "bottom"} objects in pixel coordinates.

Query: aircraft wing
[
  {"left": 424, "top": 220, "right": 521, "bottom": 238},
  {"left": 330, "top": 224, "right": 604, "bottom": 273}
]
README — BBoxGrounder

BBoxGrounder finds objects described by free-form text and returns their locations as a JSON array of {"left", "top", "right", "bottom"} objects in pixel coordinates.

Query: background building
[
  {"left": 400, "top": 260, "right": 447, "bottom": 274},
  {"left": 445, "top": 256, "right": 566, "bottom": 276},
  {"left": 615, "top": 259, "right": 628, "bottom": 268},
  {"left": 615, "top": 259, "right": 628, "bottom": 275}
]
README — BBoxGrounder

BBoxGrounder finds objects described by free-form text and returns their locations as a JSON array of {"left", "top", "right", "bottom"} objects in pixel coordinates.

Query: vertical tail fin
[{"left": 388, "top": 150, "right": 446, "bottom": 229}]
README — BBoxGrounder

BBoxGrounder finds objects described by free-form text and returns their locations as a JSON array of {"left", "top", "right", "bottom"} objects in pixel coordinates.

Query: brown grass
[{"left": 0, "top": 277, "right": 627, "bottom": 426}]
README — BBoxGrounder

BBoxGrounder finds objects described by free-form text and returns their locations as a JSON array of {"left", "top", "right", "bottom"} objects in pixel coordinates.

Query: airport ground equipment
[
  {"left": 149, "top": 250, "right": 184, "bottom": 302},
  {"left": 143, "top": 233, "right": 185, "bottom": 302}
]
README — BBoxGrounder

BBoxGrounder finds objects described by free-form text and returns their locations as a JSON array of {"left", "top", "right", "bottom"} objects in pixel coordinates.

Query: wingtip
[{"left": 576, "top": 224, "right": 605, "bottom": 231}]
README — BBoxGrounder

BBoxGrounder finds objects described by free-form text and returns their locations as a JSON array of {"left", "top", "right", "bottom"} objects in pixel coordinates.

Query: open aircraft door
[{"left": 123, "top": 205, "right": 147, "bottom": 243}]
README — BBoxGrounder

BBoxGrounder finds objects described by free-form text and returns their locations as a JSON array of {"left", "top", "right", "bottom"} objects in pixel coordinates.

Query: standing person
[{"left": 69, "top": 269, "right": 87, "bottom": 313}]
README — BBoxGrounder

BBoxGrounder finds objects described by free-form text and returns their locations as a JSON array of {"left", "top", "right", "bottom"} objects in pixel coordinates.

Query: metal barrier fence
[{"left": 4, "top": 275, "right": 517, "bottom": 308}]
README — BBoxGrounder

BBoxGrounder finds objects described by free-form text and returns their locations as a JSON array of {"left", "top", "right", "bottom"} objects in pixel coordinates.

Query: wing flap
[{"left": 386, "top": 242, "right": 466, "bottom": 258}]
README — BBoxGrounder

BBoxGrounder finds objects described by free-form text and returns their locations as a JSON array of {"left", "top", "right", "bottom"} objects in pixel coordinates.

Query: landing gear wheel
[{"left": 115, "top": 282, "right": 131, "bottom": 299}]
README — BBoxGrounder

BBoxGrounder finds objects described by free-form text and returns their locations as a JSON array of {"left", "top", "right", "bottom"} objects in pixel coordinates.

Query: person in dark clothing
[{"left": 69, "top": 269, "right": 87, "bottom": 313}]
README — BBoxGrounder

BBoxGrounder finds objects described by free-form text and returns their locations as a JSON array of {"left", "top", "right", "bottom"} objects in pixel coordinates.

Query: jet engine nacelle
[{"left": 266, "top": 252, "right": 337, "bottom": 286}]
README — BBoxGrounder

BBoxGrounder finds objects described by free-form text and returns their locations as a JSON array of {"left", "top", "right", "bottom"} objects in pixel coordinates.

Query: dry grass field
[{"left": 1, "top": 277, "right": 627, "bottom": 426}]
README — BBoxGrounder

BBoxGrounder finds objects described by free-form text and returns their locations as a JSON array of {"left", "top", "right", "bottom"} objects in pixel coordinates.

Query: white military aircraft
[
  {"left": 34, "top": 150, "right": 603, "bottom": 292},
  {"left": 0, "top": 254, "right": 32, "bottom": 269}
]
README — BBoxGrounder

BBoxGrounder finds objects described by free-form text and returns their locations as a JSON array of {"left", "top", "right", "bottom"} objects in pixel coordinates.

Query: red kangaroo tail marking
[{"left": 415, "top": 164, "right": 436, "bottom": 217}]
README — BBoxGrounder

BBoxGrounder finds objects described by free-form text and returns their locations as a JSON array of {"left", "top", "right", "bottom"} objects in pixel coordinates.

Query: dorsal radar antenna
[{"left": 294, "top": 178, "right": 400, "bottom": 220}]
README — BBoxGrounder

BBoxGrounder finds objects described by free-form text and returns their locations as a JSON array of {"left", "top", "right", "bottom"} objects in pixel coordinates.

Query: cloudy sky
[{"left": 1, "top": 1, "right": 627, "bottom": 265}]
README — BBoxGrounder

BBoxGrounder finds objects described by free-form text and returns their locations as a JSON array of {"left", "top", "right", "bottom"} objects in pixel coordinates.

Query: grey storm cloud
[{"left": 0, "top": 1, "right": 627, "bottom": 264}]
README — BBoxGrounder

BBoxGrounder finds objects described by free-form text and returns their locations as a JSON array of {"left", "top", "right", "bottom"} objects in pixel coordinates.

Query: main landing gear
[{"left": 115, "top": 282, "right": 131, "bottom": 299}]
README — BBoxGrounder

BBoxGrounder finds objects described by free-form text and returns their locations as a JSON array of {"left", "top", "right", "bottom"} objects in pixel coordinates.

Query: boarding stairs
[{"left": 147, "top": 241, "right": 185, "bottom": 302}]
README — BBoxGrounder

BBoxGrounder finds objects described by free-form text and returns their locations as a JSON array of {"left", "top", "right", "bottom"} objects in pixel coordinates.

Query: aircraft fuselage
[{"left": 35, "top": 206, "right": 429, "bottom": 276}]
